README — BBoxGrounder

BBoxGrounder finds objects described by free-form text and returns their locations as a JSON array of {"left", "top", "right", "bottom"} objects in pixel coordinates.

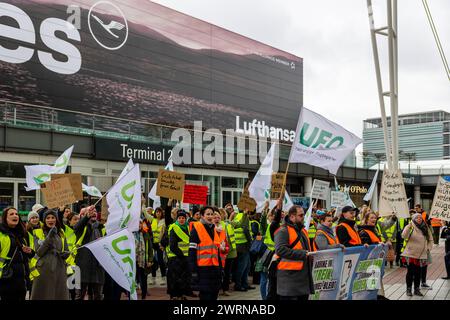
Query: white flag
[
  {"left": 106, "top": 164, "right": 142, "bottom": 234},
  {"left": 84, "top": 229, "right": 137, "bottom": 300},
  {"left": 118, "top": 159, "right": 134, "bottom": 182},
  {"left": 24, "top": 146, "right": 74, "bottom": 191},
  {"left": 343, "top": 185, "right": 356, "bottom": 207},
  {"left": 52, "top": 145, "right": 74, "bottom": 174},
  {"left": 269, "top": 191, "right": 294, "bottom": 211},
  {"left": 248, "top": 143, "right": 276, "bottom": 212},
  {"left": 82, "top": 183, "right": 102, "bottom": 198},
  {"left": 304, "top": 200, "right": 316, "bottom": 231},
  {"left": 25, "top": 165, "right": 55, "bottom": 191},
  {"left": 289, "top": 108, "right": 363, "bottom": 175},
  {"left": 364, "top": 169, "right": 379, "bottom": 202},
  {"left": 148, "top": 159, "right": 174, "bottom": 208}
]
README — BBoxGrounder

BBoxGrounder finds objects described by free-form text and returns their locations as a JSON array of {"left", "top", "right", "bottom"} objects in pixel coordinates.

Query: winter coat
[
  {"left": 0, "top": 223, "right": 33, "bottom": 299},
  {"left": 74, "top": 216, "right": 105, "bottom": 284},
  {"left": 336, "top": 218, "right": 362, "bottom": 247},
  {"left": 315, "top": 223, "right": 341, "bottom": 250},
  {"left": 401, "top": 223, "right": 433, "bottom": 260},
  {"left": 274, "top": 217, "right": 314, "bottom": 297},
  {"left": 31, "top": 228, "right": 69, "bottom": 300},
  {"left": 188, "top": 221, "right": 222, "bottom": 293},
  {"left": 167, "top": 225, "right": 191, "bottom": 297}
]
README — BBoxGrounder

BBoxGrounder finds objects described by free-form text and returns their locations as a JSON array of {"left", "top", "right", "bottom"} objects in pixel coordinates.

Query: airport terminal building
[{"left": 0, "top": 0, "right": 430, "bottom": 217}]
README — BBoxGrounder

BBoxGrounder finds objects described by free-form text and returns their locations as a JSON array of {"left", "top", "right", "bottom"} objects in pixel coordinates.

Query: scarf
[
  {"left": 413, "top": 219, "right": 430, "bottom": 240},
  {"left": 134, "top": 232, "right": 146, "bottom": 268},
  {"left": 175, "top": 220, "right": 189, "bottom": 234}
]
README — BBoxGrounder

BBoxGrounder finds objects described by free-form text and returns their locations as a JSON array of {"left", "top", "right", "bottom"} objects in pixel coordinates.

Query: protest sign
[
  {"left": 430, "top": 176, "right": 450, "bottom": 222},
  {"left": 237, "top": 189, "right": 257, "bottom": 212},
  {"left": 309, "top": 244, "right": 387, "bottom": 300},
  {"left": 156, "top": 169, "right": 185, "bottom": 201},
  {"left": 51, "top": 173, "right": 83, "bottom": 201},
  {"left": 311, "top": 179, "right": 330, "bottom": 200},
  {"left": 270, "top": 173, "right": 285, "bottom": 199},
  {"left": 41, "top": 177, "right": 77, "bottom": 208},
  {"left": 331, "top": 191, "right": 346, "bottom": 207},
  {"left": 183, "top": 184, "right": 208, "bottom": 205},
  {"left": 378, "top": 169, "right": 409, "bottom": 218}
]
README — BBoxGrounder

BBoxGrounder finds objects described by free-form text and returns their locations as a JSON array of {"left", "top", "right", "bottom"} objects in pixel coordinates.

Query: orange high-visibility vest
[
  {"left": 360, "top": 228, "right": 381, "bottom": 244},
  {"left": 337, "top": 223, "right": 362, "bottom": 246},
  {"left": 422, "top": 212, "right": 428, "bottom": 223},
  {"left": 275, "top": 226, "right": 310, "bottom": 271},
  {"left": 193, "top": 222, "right": 220, "bottom": 267},
  {"left": 430, "top": 218, "right": 442, "bottom": 227},
  {"left": 216, "top": 228, "right": 227, "bottom": 268},
  {"left": 313, "top": 229, "right": 337, "bottom": 251}
]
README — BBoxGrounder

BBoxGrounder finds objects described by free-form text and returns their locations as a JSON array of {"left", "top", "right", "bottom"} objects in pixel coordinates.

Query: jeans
[
  {"left": 260, "top": 271, "right": 268, "bottom": 300},
  {"left": 234, "top": 251, "right": 250, "bottom": 289},
  {"left": 222, "top": 258, "right": 235, "bottom": 291},
  {"left": 151, "top": 244, "right": 166, "bottom": 278},
  {"left": 136, "top": 267, "right": 149, "bottom": 299}
]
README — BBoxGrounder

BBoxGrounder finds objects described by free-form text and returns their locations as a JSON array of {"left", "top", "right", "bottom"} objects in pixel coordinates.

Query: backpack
[{"left": 266, "top": 232, "right": 301, "bottom": 301}]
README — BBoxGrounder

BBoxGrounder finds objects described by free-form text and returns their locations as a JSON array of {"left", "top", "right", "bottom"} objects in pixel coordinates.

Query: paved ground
[{"left": 139, "top": 240, "right": 449, "bottom": 300}]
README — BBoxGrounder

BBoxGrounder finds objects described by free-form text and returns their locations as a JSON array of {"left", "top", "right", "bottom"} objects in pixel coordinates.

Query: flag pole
[{"left": 278, "top": 162, "right": 291, "bottom": 208}]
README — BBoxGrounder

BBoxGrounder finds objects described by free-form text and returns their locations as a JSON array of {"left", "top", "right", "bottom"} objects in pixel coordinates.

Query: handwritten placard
[
  {"left": 331, "top": 191, "right": 346, "bottom": 208},
  {"left": 41, "top": 177, "right": 77, "bottom": 209},
  {"left": 51, "top": 173, "right": 83, "bottom": 201},
  {"left": 311, "top": 179, "right": 330, "bottom": 200},
  {"left": 237, "top": 189, "right": 257, "bottom": 212},
  {"left": 430, "top": 176, "right": 450, "bottom": 222},
  {"left": 378, "top": 169, "right": 409, "bottom": 218},
  {"left": 156, "top": 169, "right": 185, "bottom": 201},
  {"left": 183, "top": 185, "right": 208, "bottom": 205},
  {"left": 271, "top": 173, "right": 285, "bottom": 199}
]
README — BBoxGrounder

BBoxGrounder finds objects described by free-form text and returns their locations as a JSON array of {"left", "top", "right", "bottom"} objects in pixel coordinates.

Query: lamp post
[{"left": 399, "top": 151, "right": 416, "bottom": 175}]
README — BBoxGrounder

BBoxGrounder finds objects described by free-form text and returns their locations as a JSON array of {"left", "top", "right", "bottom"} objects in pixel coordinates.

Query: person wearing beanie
[
  {"left": 166, "top": 209, "right": 192, "bottom": 300},
  {"left": 31, "top": 209, "right": 70, "bottom": 300},
  {"left": 26, "top": 211, "right": 41, "bottom": 233}
]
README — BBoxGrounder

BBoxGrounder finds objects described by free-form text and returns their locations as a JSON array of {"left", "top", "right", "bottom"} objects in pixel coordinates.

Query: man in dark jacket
[
  {"left": 274, "top": 205, "right": 314, "bottom": 300},
  {"left": 74, "top": 205, "right": 106, "bottom": 300},
  {"left": 442, "top": 224, "right": 450, "bottom": 280}
]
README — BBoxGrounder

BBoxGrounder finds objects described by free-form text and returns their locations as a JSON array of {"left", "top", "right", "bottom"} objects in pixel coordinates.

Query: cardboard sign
[
  {"left": 156, "top": 169, "right": 185, "bottom": 201},
  {"left": 183, "top": 184, "right": 208, "bottom": 205},
  {"left": 51, "top": 173, "right": 83, "bottom": 201},
  {"left": 271, "top": 173, "right": 285, "bottom": 199},
  {"left": 311, "top": 179, "right": 330, "bottom": 200},
  {"left": 331, "top": 191, "right": 346, "bottom": 208},
  {"left": 237, "top": 189, "right": 257, "bottom": 212},
  {"left": 429, "top": 176, "right": 450, "bottom": 222},
  {"left": 41, "top": 177, "right": 77, "bottom": 209},
  {"left": 378, "top": 169, "right": 409, "bottom": 218}
]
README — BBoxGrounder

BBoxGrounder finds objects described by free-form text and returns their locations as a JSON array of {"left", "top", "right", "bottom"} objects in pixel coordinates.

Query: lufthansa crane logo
[{"left": 88, "top": 1, "right": 128, "bottom": 51}]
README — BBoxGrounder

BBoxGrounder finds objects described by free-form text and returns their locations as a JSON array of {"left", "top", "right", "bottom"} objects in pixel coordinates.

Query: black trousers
[
  {"left": 151, "top": 244, "right": 166, "bottom": 278},
  {"left": 75, "top": 283, "right": 103, "bottom": 300},
  {"left": 222, "top": 258, "right": 235, "bottom": 291},
  {"left": 199, "top": 291, "right": 219, "bottom": 301},
  {"left": 432, "top": 227, "right": 441, "bottom": 245},
  {"left": 421, "top": 265, "right": 428, "bottom": 284},
  {"left": 136, "top": 267, "right": 149, "bottom": 299},
  {"left": 445, "top": 251, "right": 450, "bottom": 277},
  {"left": 406, "top": 264, "right": 421, "bottom": 290}
]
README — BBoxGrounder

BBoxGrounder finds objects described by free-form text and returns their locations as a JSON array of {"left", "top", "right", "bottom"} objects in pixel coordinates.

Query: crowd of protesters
[{"left": 0, "top": 196, "right": 448, "bottom": 301}]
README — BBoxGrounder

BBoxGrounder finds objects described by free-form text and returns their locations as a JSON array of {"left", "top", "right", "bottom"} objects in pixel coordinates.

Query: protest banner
[
  {"left": 331, "top": 191, "right": 346, "bottom": 208},
  {"left": 51, "top": 173, "right": 83, "bottom": 201},
  {"left": 289, "top": 108, "right": 363, "bottom": 175},
  {"left": 378, "top": 168, "right": 409, "bottom": 218},
  {"left": 429, "top": 176, "right": 450, "bottom": 222},
  {"left": 270, "top": 173, "right": 285, "bottom": 199},
  {"left": 41, "top": 177, "right": 77, "bottom": 209},
  {"left": 310, "top": 244, "right": 387, "bottom": 300},
  {"left": 311, "top": 179, "right": 330, "bottom": 200},
  {"left": 183, "top": 184, "right": 208, "bottom": 205},
  {"left": 237, "top": 188, "right": 257, "bottom": 212},
  {"left": 156, "top": 169, "right": 185, "bottom": 201}
]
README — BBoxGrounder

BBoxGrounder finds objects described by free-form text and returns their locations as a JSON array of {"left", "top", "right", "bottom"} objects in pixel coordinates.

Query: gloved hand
[{"left": 48, "top": 226, "right": 57, "bottom": 237}]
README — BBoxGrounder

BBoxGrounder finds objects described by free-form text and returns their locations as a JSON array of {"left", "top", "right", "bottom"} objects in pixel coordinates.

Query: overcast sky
[{"left": 151, "top": 0, "right": 449, "bottom": 142}]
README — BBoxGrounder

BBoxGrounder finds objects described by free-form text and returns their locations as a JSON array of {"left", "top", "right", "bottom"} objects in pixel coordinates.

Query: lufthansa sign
[{"left": 95, "top": 138, "right": 171, "bottom": 164}]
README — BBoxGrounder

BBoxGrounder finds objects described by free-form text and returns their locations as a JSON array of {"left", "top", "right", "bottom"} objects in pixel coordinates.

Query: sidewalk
[{"left": 139, "top": 241, "right": 449, "bottom": 300}]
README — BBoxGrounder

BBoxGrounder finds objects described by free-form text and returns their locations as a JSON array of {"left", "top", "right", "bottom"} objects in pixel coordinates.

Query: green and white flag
[
  {"left": 118, "top": 159, "right": 135, "bottom": 182},
  {"left": 84, "top": 228, "right": 137, "bottom": 300},
  {"left": 269, "top": 191, "right": 294, "bottom": 211},
  {"left": 289, "top": 108, "right": 362, "bottom": 175},
  {"left": 248, "top": 143, "right": 276, "bottom": 212},
  {"left": 148, "top": 159, "right": 173, "bottom": 208},
  {"left": 24, "top": 145, "right": 74, "bottom": 191},
  {"left": 82, "top": 183, "right": 102, "bottom": 198},
  {"left": 106, "top": 164, "right": 141, "bottom": 234}
]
